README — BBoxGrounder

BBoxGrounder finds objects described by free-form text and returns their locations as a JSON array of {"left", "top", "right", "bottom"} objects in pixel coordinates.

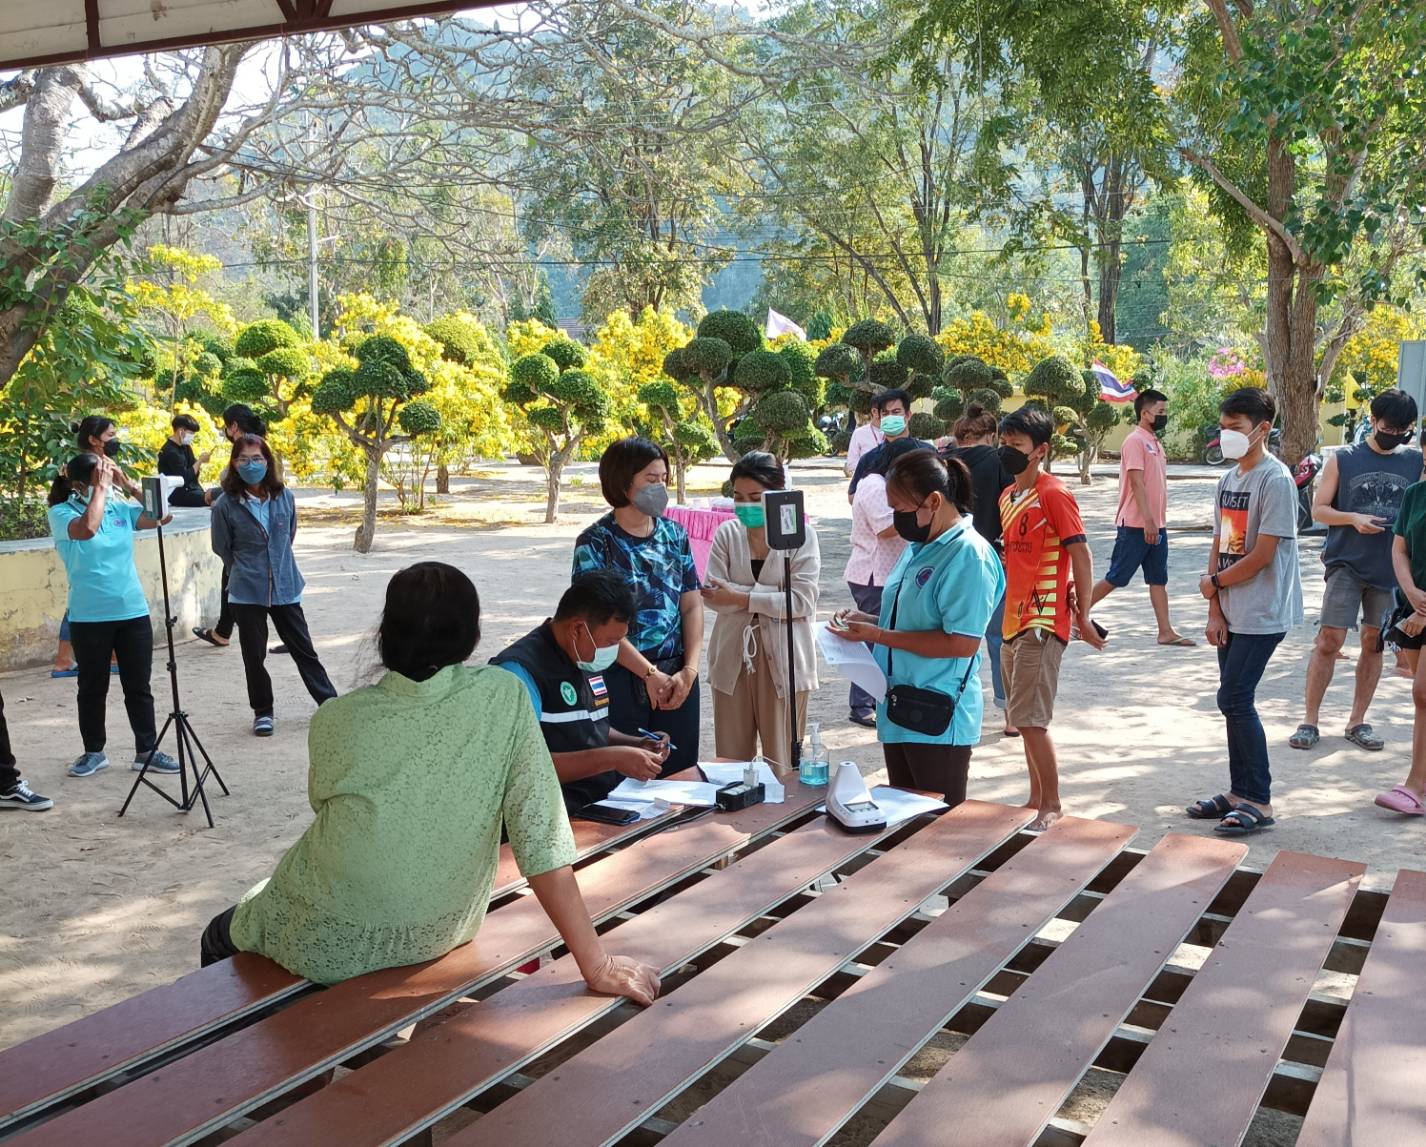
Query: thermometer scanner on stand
[{"left": 827, "top": 761, "right": 886, "bottom": 834}]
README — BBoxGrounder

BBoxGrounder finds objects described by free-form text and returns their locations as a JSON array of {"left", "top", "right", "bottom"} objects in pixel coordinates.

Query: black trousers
[
  {"left": 215, "top": 566, "right": 235, "bottom": 640},
  {"left": 882, "top": 743, "right": 973, "bottom": 808},
  {"left": 0, "top": 685, "right": 18, "bottom": 791},
  {"left": 605, "top": 658, "right": 701, "bottom": 776},
  {"left": 231, "top": 602, "right": 337, "bottom": 717},
  {"left": 69, "top": 616, "right": 156, "bottom": 755},
  {"left": 200, "top": 905, "right": 240, "bottom": 967}
]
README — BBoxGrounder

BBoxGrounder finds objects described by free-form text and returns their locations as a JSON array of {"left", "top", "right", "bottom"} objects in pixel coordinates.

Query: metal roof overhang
[{"left": 0, "top": 1, "right": 502, "bottom": 71}]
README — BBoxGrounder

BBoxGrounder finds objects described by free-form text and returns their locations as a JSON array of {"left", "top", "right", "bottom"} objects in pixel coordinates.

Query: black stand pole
[
  {"left": 119, "top": 521, "right": 229, "bottom": 828},
  {"left": 784, "top": 551, "right": 800, "bottom": 771}
]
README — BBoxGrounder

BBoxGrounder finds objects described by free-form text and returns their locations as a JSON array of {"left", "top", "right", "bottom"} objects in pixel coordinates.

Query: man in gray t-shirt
[{"left": 1189, "top": 388, "right": 1303, "bottom": 838}]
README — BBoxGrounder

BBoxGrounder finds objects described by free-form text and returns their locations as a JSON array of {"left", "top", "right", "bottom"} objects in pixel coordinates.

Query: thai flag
[
  {"left": 589, "top": 675, "right": 607, "bottom": 699},
  {"left": 1092, "top": 361, "right": 1135, "bottom": 404}
]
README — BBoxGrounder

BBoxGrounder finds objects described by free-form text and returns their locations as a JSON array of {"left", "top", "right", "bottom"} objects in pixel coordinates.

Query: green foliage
[
  {"left": 638, "top": 380, "right": 681, "bottom": 413},
  {"left": 814, "top": 343, "right": 864, "bottom": 386},
  {"left": 734, "top": 348, "right": 792, "bottom": 393},
  {"left": 542, "top": 337, "right": 589, "bottom": 372},
  {"left": 896, "top": 333, "right": 944, "bottom": 376},
  {"left": 510, "top": 352, "right": 561, "bottom": 395},
  {"left": 397, "top": 399, "right": 442, "bottom": 436},
  {"left": 697, "top": 310, "right": 762, "bottom": 356},
  {"left": 906, "top": 372, "right": 937, "bottom": 400},
  {"left": 841, "top": 319, "right": 897, "bottom": 358},
  {"left": 778, "top": 343, "right": 825, "bottom": 407},
  {"left": 234, "top": 319, "right": 301, "bottom": 359},
  {"left": 965, "top": 387, "right": 1005, "bottom": 412},
  {"left": 932, "top": 385, "right": 964, "bottom": 423},
  {"left": 754, "top": 389, "right": 811, "bottom": 433},
  {"left": 867, "top": 357, "right": 909, "bottom": 391},
  {"left": 908, "top": 411, "right": 944, "bottom": 440},
  {"left": 786, "top": 424, "right": 830, "bottom": 460},
  {"left": 1022, "top": 356, "right": 1082, "bottom": 405},
  {"left": 681, "top": 337, "right": 734, "bottom": 379},
  {"left": 423, "top": 314, "right": 486, "bottom": 366},
  {"left": 661, "top": 346, "right": 692, "bottom": 384}
]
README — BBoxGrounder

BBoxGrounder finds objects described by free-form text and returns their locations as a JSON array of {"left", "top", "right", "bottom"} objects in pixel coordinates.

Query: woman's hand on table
[{"left": 581, "top": 952, "right": 661, "bottom": 1006}]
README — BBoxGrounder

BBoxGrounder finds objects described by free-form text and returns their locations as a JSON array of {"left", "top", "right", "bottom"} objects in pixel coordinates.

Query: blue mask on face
[
  {"left": 237, "top": 460, "right": 268, "bottom": 485},
  {"left": 575, "top": 624, "right": 620, "bottom": 673}
]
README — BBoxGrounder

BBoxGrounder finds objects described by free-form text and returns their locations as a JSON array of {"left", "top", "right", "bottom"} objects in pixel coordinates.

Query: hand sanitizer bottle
[{"left": 802, "top": 722, "right": 829, "bottom": 786}]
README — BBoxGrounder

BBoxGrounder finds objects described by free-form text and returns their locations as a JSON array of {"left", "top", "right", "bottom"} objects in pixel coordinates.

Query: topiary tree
[
  {"left": 841, "top": 319, "right": 897, "bottom": 371},
  {"left": 505, "top": 338, "right": 611, "bottom": 522},
  {"left": 1022, "top": 355, "right": 1115, "bottom": 486},
  {"left": 638, "top": 379, "right": 719, "bottom": 503},
  {"left": 933, "top": 354, "right": 1015, "bottom": 426},
  {"left": 222, "top": 318, "right": 312, "bottom": 421},
  {"left": 311, "top": 334, "right": 441, "bottom": 552}
]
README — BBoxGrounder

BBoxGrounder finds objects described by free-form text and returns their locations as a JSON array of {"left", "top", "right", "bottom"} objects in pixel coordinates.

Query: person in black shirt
[
  {"left": 942, "top": 403, "right": 1016, "bottom": 735},
  {"left": 848, "top": 389, "right": 931, "bottom": 500},
  {"left": 157, "top": 413, "right": 212, "bottom": 508},
  {"left": 492, "top": 571, "right": 671, "bottom": 812}
]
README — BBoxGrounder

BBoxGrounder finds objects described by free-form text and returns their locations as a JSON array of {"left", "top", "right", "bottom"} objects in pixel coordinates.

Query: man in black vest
[{"left": 493, "top": 571, "right": 671, "bottom": 812}]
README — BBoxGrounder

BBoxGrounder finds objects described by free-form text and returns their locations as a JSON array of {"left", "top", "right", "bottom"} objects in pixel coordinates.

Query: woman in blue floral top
[{"left": 573, "top": 438, "right": 702, "bottom": 773}]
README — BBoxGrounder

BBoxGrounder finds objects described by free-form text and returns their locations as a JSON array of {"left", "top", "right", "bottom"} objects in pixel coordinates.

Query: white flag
[{"left": 765, "top": 308, "right": 806, "bottom": 341}]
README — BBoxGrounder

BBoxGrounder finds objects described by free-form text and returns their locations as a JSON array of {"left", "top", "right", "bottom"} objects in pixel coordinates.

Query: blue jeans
[
  {"left": 847, "top": 581, "right": 884, "bottom": 717},
  {"left": 1216, "top": 631, "right": 1286, "bottom": 806},
  {"left": 985, "top": 595, "right": 1006, "bottom": 706}
]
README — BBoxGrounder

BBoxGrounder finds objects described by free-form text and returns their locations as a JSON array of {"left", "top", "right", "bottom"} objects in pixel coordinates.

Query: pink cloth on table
[{"left": 664, "top": 505, "right": 735, "bottom": 582}]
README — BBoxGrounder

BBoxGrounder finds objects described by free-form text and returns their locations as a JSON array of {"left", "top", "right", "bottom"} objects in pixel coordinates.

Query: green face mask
[{"left": 734, "top": 502, "right": 766, "bottom": 529}]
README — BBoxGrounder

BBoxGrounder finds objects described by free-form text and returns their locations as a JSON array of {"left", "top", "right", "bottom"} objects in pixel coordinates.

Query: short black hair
[
  {"left": 999, "top": 405, "right": 1055, "bottom": 448},
  {"left": 1219, "top": 386, "right": 1275, "bottom": 425},
  {"left": 873, "top": 389, "right": 910, "bottom": 415},
  {"left": 1134, "top": 388, "right": 1168, "bottom": 418},
  {"left": 172, "top": 413, "right": 201, "bottom": 433},
  {"left": 222, "top": 402, "right": 266, "bottom": 437},
  {"left": 729, "top": 450, "right": 785, "bottom": 490},
  {"left": 71, "top": 415, "right": 114, "bottom": 451},
  {"left": 554, "top": 570, "right": 636, "bottom": 627},
  {"left": 1370, "top": 387, "right": 1418, "bottom": 428},
  {"left": 48, "top": 453, "right": 99, "bottom": 506},
  {"left": 598, "top": 436, "right": 668, "bottom": 508},
  {"left": 379, "top": 562, "right": 480, "bottom": 682}
]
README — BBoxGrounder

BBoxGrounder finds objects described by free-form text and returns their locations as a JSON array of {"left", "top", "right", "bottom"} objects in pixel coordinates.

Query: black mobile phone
[
  {"left": 573, "top": 803, "right": 639, "bottom": 826},
  {"left": 1092, "top": 620, "right": 1109, "bottom": 640}
]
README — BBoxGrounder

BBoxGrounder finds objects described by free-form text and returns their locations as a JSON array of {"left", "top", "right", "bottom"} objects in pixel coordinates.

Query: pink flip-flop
[{"left": 1373, "top": 785, "right": 1426, "bottom": 815}]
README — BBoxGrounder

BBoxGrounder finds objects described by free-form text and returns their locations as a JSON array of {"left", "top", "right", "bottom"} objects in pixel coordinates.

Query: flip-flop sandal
[
  {"left": 1186, "top": 793, "right": 1234, "bottom": 820},
  {"left": 1157, "top": 636, "right": 1196, "bottom": 647},
  {"left": 1345, "top": 724, "right": 1384, "bottom": 751},
  {"left": 1288, "top": 724, "right": 1320, "bottom": 750},
  {"left": 1214, "top": 803, "right": 1276, "bottom": 835},
  {"left": 192, "top": 627, "right": 228, "bottom": 648},
  {"left": 49, "top": 666, "right": 78, "bottom": 678},
  {"left": 1373, "top": 785, "right": 1426, "bottom": 815}
]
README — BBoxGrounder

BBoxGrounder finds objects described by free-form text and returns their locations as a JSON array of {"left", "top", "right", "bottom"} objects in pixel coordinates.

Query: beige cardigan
[{"left": 704, "top": 518, "right": 821, "bottom": 698}]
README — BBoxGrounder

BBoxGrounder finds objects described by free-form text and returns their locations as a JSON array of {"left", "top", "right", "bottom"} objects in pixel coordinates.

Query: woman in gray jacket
[{"left": 211, "top": 435, "right": 336, "bottom": 736}]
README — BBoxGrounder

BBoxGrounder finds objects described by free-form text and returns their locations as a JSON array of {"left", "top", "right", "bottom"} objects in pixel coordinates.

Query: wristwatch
[
  {"left": 644, "top": 663, "right": 658, "bottom": 679},
  {"left": 1210, "top": 573, "right": 1222, "bottom": 590}
]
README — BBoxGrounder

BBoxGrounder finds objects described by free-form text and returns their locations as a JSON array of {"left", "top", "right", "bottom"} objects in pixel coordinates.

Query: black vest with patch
[{"left": 491, "top": 622, "right": 618, "bottom": 809}]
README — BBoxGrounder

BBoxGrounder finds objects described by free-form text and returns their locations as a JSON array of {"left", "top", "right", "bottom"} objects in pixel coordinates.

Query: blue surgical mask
[
  {"left": 237, "top": 459, "right": 268, "bottom": 485},
  {"left": 880, "top": 414, "right": 907, "bottom": 437},
  {"left": 575, "top": 624, "right": 619, "bottom": 673}
]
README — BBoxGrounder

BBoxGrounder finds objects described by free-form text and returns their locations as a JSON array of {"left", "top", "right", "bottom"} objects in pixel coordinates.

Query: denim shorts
[
  {"left": 1105, "top": 525, "right": 1169, "bottom": 587},
  {"left": 1320, "top": 566, "right": 1392, "bottom": 632}
]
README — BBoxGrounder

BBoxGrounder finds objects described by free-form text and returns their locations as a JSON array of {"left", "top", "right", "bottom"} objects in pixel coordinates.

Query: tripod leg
[
  {"left": 178, "top": 718, "right": 215, "bottom": 828},
  {"left": 181, "top": 718, "right": 229, "bottom": 796}
]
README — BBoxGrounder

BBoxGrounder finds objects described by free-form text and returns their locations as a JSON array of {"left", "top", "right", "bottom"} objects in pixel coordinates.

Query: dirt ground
[{"left": 2, "top": 456, "right": 1421, "bottom": 1057}]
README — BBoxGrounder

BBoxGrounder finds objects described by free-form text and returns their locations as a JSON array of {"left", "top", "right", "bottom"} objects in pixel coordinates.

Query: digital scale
[{"left": 827, "top": 761, "right": 886, "bottom": 834}]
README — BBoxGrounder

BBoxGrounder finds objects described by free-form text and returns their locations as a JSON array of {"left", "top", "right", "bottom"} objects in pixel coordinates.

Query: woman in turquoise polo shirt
[
  {"left": 833, "top": 449, "right": 1005, "bottom": 805},
  {"left": 47, "top": 453, "right": 180, "bottom": 779}
]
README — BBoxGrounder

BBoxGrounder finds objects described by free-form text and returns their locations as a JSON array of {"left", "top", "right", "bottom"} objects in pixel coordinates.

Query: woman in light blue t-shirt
[{"left": 46, "top": 452, "right": 179, "bottom": 779}]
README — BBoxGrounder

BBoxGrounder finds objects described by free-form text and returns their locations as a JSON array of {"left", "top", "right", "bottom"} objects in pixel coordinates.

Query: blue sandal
[
  {"left": 1214, "top": 803, "right": 1276, "bottom": 835},
  {"left": 1186, "top": 793, "right": 1234, "bottom": 820}
]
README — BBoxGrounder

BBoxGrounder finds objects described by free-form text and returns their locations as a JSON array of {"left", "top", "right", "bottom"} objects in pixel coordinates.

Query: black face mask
[
  {"left": 893, "top": 509, "right": 932, "bottom": 544},
  {"left": 1376, "top": 429, "right": 1411, "bottom": 451},
  {"left": 999, "top": 445, "right": 1031, "bottom": 476},
  {"left": 1152, "top": 414, "right": 1169, "bottom": 433},
  {"left": 102, "top": 439, "right": 121, "bottom": 458}
]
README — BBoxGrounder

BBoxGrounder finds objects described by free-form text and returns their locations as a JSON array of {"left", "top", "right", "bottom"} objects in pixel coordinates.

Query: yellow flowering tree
[
  {"left": 126, "top": 245, "right": 235, "bottom": 404},
  {"left": 587, "top": 306, "right": 692, "bottom": 458},
  {"left": 1329, "top": 307, "right": 1425, "bottom": 436},
  {"left": 935, "top": 300, "right": 1055, "bottom": 381}
]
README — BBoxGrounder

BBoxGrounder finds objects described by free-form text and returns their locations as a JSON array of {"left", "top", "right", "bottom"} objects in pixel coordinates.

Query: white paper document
[
  {"left": 593, "top": 797, "right": 669, "bottom": 821},
  {"left": 816, "top": 621, "right": 888, "bottom": 703},
  {"left": 818, "top": 786, "right": 948, "bottom": 829},
  {"left": 699, "top": 761, "right": 786, "bottom": 804},
  {"left": 609, "top": 778, "right": 721, "bottom": 807}
]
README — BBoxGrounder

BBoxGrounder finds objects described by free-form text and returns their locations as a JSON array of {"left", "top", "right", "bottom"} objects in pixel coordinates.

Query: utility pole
[{"left": 307, "top": 192, "right": 320, "bottom": 339}]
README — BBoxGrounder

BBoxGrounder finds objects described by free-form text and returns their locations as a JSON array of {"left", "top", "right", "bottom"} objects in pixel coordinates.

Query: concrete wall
[{"left": 0, "top": 507, "right": 220, "bottom": 671}]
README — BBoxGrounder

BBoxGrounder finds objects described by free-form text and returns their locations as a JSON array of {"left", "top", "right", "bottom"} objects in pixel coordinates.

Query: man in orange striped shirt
[{"left": 997, "top": 406, "right": 1105, "bottom": 829}]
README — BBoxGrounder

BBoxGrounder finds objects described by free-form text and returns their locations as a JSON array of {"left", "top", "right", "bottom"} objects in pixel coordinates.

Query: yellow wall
[{"left": 0, "top": 509, "right": 220, "bottom": 671}]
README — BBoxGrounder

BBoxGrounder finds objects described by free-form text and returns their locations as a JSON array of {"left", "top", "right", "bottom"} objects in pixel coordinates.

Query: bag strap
[{"left": 886, "top": 530, "right": 977, "bottom": 699}]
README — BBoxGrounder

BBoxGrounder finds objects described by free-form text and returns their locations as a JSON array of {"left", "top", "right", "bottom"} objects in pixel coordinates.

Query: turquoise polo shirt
[
  {"left": 48, "top": 494, "right": 150, "bottom": 623},
  {"left": 874, "top": 518, "right": 1006, "bottom": 747}
]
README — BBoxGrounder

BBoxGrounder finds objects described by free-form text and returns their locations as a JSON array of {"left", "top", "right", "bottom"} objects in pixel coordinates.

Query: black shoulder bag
[{"left": 882, "top": 548, "right": 977, "bottom": 737}]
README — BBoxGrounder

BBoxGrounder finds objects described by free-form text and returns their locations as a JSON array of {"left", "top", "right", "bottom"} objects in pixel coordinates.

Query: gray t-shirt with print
[{"left": 1214, "top": 453, "right": 1304, "bottom": 634}]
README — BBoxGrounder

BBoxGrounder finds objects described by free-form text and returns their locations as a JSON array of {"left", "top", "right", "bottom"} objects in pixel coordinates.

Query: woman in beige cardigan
[{"left": 700, "top": 452, "right": 820, "bottom": 768}]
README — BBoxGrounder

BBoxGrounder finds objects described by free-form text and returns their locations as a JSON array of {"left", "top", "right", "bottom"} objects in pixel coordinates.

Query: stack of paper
[
  {"left": 816, "top": 622, "right": 887, "bottom": 703},
  {"left": 608, "top": 777, "right": 721, "bottom": 807},
  {"left": 699, "top": 761, "right": 786, "bottom": 804}
]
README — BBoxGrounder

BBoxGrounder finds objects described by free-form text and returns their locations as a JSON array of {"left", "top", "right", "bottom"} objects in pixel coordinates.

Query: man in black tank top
[
  {"left": 1292, "top": 388, "right": 1422, "bottom": 753},
  {"left": 492, "top": 571, "right": 670, "bottom": 811}
]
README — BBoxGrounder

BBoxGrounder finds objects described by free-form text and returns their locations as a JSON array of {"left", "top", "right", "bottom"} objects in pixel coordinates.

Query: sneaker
[
  {"left": 253, "top": 715, "right": 275, "bottom": 737},
  {"left": 0, "top": 781, "right": 54, "bottom": 811},
  {"left": 848, "top": 711, "right": 876, "bottom": 729},
  {"left": 269, "top": 644, "right": 289, "bottom": 656},
  {"left": 67, "top": 752, "right": 110, "bottom": 778},
  {"left": 133, "top": 750, "right": 181, "bottom": 774}
]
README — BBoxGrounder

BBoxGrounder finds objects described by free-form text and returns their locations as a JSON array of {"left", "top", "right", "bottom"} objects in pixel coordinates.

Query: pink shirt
[
  {"left": 1116, "top": 425, "right": 1168, "bottom": 529},
  {"left": 845, "top": 473, "right": 907, "bottom": 586},
  {"left": 844, "top": 422, "right": 884, "bottom": 477}
]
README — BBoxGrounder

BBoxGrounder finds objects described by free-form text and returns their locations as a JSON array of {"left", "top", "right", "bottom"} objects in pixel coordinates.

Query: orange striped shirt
[{"left": 999, "top": 471, "right": 1086, "bottom": 642}]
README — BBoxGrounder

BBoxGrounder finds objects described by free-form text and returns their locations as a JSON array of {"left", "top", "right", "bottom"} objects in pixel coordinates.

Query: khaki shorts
[{"left": 1000, "top": 629, "right": 1066, "bottom": 729}]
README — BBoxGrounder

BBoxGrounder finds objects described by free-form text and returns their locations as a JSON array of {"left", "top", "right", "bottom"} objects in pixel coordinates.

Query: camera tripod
[{"left": 119, "top": 519, "right": 228, "bottom": 827}]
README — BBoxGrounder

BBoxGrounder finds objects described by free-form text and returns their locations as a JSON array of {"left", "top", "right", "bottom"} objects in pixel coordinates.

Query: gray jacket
[{"left": 211, "top": 488, "right": 305, "bottom": 607}]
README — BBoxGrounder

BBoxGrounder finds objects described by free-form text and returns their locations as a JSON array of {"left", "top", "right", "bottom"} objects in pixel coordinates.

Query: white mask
[
  {"left": 179, "top": 432, "right": 194, "bottom": 446},
  {"left": 1219, "top": 428, "right": 1254, "bottom": 460}
]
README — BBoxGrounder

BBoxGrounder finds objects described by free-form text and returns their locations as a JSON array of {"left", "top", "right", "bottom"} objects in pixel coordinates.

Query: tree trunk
[
  {"left": 545, "top": 454, "right": 565, "bottom": 524},
  {"left": 702, "top": 376, "right": 741, "bottom": 462},
  {"left": 1096, "top": 246, "right": 1122, "bottom": 344},
  {"left": 436, "top": 463, "right": 450, "bottom": 494},
  {"left": 675, "top": 456, "right": 688, "bottom": 504},
  {"left": 1078, "top": 447, "right": 1093, "bottom": 486},
  {"left": 354, "top": 449, "right": 381, "bottom": 553}
]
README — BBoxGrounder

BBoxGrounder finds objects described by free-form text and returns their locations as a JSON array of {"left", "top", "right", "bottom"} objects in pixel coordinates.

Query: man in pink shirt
[
  {"left": 1090, "top": 388, "right": 1193, "bottom": 646},
  {"left": 843, "top": 437, "right": 919, "bottom": 726},
  {"left": 844, "top": 408, "right": 884, "bottom": 479}
]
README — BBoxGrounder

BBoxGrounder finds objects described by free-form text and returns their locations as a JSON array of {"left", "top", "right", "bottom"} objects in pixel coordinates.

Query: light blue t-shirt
[
  {"left": 48, "top": 494, "right": 150, "bottom": 623},
  {"left": 243, "top": 493, "right": 272, "bottom": 534},
  {"left": 874, "top": 518, "right": 1006, "bottom": 746}
]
